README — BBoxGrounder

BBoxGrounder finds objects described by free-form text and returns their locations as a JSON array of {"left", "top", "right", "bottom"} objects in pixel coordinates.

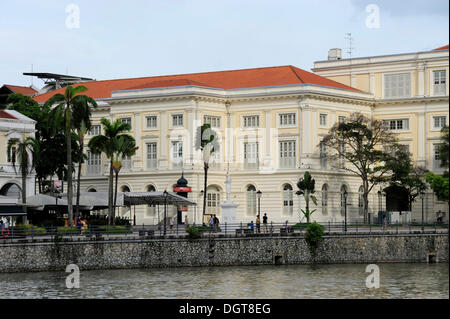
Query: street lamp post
[
  {"left": 163, "top": 190, "right": 168, "bottom": 235},
  {"left": 199, "top": 190, "right": 204, "bottom": 225},
  {"left": 343, "top": 189, "right": 348, "bottom": 232},
  {"left": 256, "top": 190, "right": 262, "bottom": 217},
  {"left": 420, "top": 191, "right": 425, "bottom": 232}
]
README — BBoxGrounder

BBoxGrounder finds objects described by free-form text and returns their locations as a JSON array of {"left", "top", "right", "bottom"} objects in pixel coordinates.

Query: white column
[
  {"left": 263, "top": 110, "right": 272, "bottom": 167},
  {"left": 159, "top": 110, "right": 168, "bottom": 169},
  {"left": 418, "top": 63, "right": 425, "bottom": 97},
  {"left": 133, "top": 112, "right": 141, "bottom": 169},
  {"left": 299, "top": 102, "right": 314, "bottom": 167},
  {"left": 417, "top": 111, "right": 426, "bottom": 167},
  {"left": 369, "top": 72, "right": 375, "bottom": 94}
]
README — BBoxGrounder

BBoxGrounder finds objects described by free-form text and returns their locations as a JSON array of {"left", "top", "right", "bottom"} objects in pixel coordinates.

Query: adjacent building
[{"left": 31, "top": 45, "right": 449, "bottom": 225}]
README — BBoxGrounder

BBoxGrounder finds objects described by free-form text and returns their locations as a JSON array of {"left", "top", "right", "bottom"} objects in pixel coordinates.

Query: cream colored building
[
  {"left": 33, "top": 46, "right": 449, "bottom": 225},
  {"left": 0, "top": 110, "right": 36, "bottom": 200},
  {"left": 313, "top": 45, "right": 449, "bottom": 222}
]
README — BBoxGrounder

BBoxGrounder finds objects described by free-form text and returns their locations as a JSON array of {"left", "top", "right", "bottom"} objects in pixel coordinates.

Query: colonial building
[
  {"left": 313, "top": 44, "right": 449, "bottom": 223},
  {"left": 32, "top": 45, "right": 449, "bottom": 226},
  {"left": 0, "top": 110, "right": 36, "bottom": 200}
]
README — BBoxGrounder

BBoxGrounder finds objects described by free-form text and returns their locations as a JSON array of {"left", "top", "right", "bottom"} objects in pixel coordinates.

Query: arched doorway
[
  {"left": 0, "top": 183, "right": 22, "bottom": 199},
  {"left": 385, "top": 185, "right": 409, "bottom": 212}
]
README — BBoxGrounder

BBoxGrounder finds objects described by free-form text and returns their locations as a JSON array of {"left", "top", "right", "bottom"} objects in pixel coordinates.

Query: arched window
[
  {"left": 207, "top": 186, "right": 221, "bottom": 216},
  {"left": 121, "top": 185, "right": 130, "bottom": 193},
  {"left": 120, "top": 185, "right": 131, "bottom": 217},
  {"left": 322, "top": 184, "right": 328, "bottom": 215},
  {"left": 246, "top": 185, "right": 257, "bottom": 216},
  {"left": 0, "top": 183, "right": 21, "bottom": 199},
  {"left": 282, "top": 184, "right": 293, "bottom": 215},
  {"left": 340, "top": 185, "right": 348, "bottom": 216},
  {"left": 358, "top": 186, "right": 364, "bottom": 215},
  {"left": 87, "top": 188, "right": 97, "bottom": 192}
]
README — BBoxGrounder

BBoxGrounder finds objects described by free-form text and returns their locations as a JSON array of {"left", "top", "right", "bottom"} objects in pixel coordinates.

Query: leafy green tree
[
  {"left": 112, "top": 135, "right": 138, "bottom": 219},
  {"left": 296, "top": 171, "right": 317, "bottom": 223},
  {"left": 321, "top": 112, "right": 399, "bottom": 223},
  {"left": 72, "top": 95, "right": 98, "bottom": 221},
  {"left": 45, "top": 85, "right": 93, "bottom": 226},
  {"left": 88, "top": 118, "right": 131, "bottom": 225},
  {"left": 7, "top": 137, "right": 38, "bottom": 223},
  {"left": 195, "top": 123, "right": 219, "bottom": 222},
  {"left": 385, "top": 145, "right": 428, "bottom": 209},
  {"left": 426, "top": 125, "right": 449, "bottom": 202}
]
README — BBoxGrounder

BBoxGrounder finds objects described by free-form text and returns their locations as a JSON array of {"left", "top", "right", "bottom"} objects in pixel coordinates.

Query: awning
[
  {"left": 123, "top": 192, "right": 197, "bottom": 206},
  {"left": 25, "top": 194, "right": 68, "bottom": 211},
  {"left": 0, "top": 205, "right": 27, "bottom": 216}
]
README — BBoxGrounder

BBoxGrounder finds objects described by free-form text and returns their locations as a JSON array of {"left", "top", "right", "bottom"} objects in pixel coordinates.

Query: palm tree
[
  {"left": 296, "top": 171, "right": 318, "bottom": 224},
  {"left": 7, "top": 137, "right": 37, "bottom": 224},
  {"left": 72, "top": 96, "right": 97, "bottom": 221},
  {"left": 88, "top": 118, "right": 131, "bottom": 225},
  {"left": 112, "top": 135, "right": 138, "bottom": 222},
  {"left": 195, "top": 123, "right": 219, "bottom": 223},
  {"left": 45, "top": 85, "right": 93, "bottom": 226}
]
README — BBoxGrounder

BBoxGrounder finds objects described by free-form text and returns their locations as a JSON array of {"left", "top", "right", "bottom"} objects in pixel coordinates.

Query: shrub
[
  {"left": 305, "top": 222, "right": 325, "bottom": 257},
  {"left": 98, "top": 225, "right": 131, "bottom": 234},
  {"left": 186, "top": 226, "right": 201, "bottom": 239},
  {"left": 14, "top": 224, "right": 47, "bottom": 236}
]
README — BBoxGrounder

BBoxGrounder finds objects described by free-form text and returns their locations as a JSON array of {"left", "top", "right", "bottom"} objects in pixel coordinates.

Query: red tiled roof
[
  {"left": 433, "top": 45, "right": 449, "bottom": 51},
  {"left": 0, "top": 110, "right": 18, "bottom": 120},
  {"left": 33, "top": 65, "right": 360, "bottom": 103},
  {"left": 4, "top": 85, "right": 37, "bottom": 96}
]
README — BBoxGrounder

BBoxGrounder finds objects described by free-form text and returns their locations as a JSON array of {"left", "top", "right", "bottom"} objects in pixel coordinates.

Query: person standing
[
  {"left": 256, "top": 215, "right": 261, "bottom": 233},
  {"left": 263, "top": 213, "right": 268, "bottom": 233},
  {"left": 169, "top": 216, "right": 174, "bottom": 233},
  {"left": 214, "top": 214, "right": 219, "bottom": 232},
  {"left": 209, "top": 215, "right": 214, "bottom": 231}
]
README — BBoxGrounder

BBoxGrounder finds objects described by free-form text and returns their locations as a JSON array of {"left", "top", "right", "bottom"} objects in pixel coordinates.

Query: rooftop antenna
[{"left": 345, "top": 33, "right": 354, "bottom": 60}]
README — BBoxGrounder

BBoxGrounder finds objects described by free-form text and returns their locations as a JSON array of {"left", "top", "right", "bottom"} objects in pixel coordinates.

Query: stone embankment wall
[{"left": 0, "top": 234, "right": 448, "bottom": 272}]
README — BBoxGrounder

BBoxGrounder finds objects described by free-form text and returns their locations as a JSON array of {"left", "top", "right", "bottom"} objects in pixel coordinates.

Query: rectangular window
[
  {"left": 119, "top": 117, "right": 132, "bottom": 130},
  {"left": 385, "top": 119, "right": 409, "bottom": 131},
  {"left": 122, "top": 155, "right": 132, "bottom": 170},
  {"left": 172, "top": 114, "right": 183, "bottom": 127},
  {"left": 204, "top": 115, "right": 221, "bottom": 128},
  {"left": 279, "top": 141, "right": 296, "bottom": 168},
  {"left": 434, "top": 144, "right": 442, "bottom": 169},
  {"left": 433, "top": 116, "right": 447, "bottom": 129},
  {"left": 88, "top": 125, "right": 101, "bottom": 136},
  {"left": 146, "top": 116, "right": 157, "bottom": 129},
  {"left": 433, "top": 70, "right": 446, "bottom": 96},
  {"left": 384, "top": 73, "right": 411, "bottom": 98},
  {"left": 243, "top": 115, "right": 259, "bottom": 128},
  {"left": 319, "top": 113, "right": 327, "bottom": 127},
  {"left": 172, "top": 141, "right": 183, "bottom": 167},
  {"left": 338, "top": 116, "right": 346, "bottom": 124},
  {"left": 279, "top": 113, "right": 296, "bottom": 126},
  {"left": 86, "top": 150, "right": 101, "bottom": 175},
  {"left": 244, "top": 142, "right": 259, "bottom": 169},
  {"left": 146, "top": 142, "right": 157, "bottom": 169}
]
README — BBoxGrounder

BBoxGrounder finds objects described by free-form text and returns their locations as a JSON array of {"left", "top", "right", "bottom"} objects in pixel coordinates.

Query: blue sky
[{"left": 1, "top": 0, "right": 448, "bottom": 88}]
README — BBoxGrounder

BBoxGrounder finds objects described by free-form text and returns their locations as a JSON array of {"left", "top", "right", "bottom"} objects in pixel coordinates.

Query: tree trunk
[
  {"left": 75, "top": 140, "right": 83, "bottom": 223},
  {"left": 22, "top": 170, "right": 28, "bottom": 225},
  {"left": 66, "top": 109, "right": 73, "bottom": 227},
  {"left": 108, "top": 159, "right": 114, "bottom": 225},
  {"left": 113, "top": 169, "right": 119, "bottom": 226},
  {"left": 202, "top": 162, "right": 208, "bottom": 224}
]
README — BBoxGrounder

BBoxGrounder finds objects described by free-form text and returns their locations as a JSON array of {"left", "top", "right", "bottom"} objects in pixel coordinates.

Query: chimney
[{"left": 328, "top": 48, "right": 342, "bottom": 60}]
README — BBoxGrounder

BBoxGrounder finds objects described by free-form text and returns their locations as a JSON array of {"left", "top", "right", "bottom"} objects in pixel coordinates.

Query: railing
[{"left": 0, "top": 221, "right": 447, "bottom": 242}]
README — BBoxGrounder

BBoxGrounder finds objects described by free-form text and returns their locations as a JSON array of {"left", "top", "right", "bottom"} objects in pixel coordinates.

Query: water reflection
[{"left": 0, "top": 263, "right": 447, "bottom": 299}]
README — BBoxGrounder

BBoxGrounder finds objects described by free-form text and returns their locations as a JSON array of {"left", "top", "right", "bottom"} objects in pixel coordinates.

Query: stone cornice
[{"left": 375, "top": 96, "right": 449, "bottom": 106}]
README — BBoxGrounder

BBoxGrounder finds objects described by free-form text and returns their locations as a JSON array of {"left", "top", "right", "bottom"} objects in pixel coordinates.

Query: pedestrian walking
[
  {"left": 184, "top": 215, "right": 189, "bottom": 226},
  {"left": 263, "top": 213, "right": 268, "bottom": 233},
  {"left": 249, "top": 220, "right": 254, "bottom": 233},
  {"left": 209, "top": 215, "right": 214, "bottom": 231},
  {"left": 256, "top": 215, "right": 261, "bottom": 233},
  {"left": 170, "top": 216, "right": 174, "bottom": 233},
  {"left": 213, "top": 214, "right": 219, "bottom": 232}
]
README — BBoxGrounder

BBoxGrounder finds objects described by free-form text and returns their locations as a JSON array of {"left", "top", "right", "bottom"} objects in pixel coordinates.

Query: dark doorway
[{"left": 385, "top": 185, "right": 409, "bottom": 212}]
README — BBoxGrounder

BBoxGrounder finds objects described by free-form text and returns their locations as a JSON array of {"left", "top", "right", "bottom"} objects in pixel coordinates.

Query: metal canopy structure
[
  {"left": 123, "top": 192, "right": 197, "bottom": 206},
  {"left": 23, "top": 72, "right": 94, "bottom": 92}
]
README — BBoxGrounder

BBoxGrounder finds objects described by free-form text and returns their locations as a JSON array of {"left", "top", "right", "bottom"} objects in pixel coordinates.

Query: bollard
[
  {"left": 328, "top": 221, "right": 331, "bottom": 233},
  {"left": 396, "top": 220, "right": 398, "bottom": 234},
  {"left": 356, "top": 221, "right": 358, "bottom": 233},
  {"left": 225, "top": 222, "right": 227, "bottom": 235}
]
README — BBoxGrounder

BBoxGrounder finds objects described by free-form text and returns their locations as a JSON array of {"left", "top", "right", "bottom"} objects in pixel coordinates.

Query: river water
[{"left": 0, "top": 263, "right": 448, "bottom": 299}]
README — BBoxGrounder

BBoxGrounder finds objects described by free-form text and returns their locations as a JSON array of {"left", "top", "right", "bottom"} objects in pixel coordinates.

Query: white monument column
[
  {"left": 219, "top": 172, "right": 239, "bottom": 224},
  {"left": 159, "top": 110, "right": 168, "bottom": 169}
]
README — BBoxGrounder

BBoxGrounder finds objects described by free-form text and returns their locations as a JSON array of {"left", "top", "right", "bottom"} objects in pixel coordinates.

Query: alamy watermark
[
  {"left": 65, "top": 3, "right": 80, "bottom": 29},
  {"left": 365, "top": 264, "right": 380, "bottom": 288},
  {"left": 65, "top": 264, "right": 80, "bottom": 288},
  {"left": 365, "top": 4, "right": 380, "bottom": 29}
]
